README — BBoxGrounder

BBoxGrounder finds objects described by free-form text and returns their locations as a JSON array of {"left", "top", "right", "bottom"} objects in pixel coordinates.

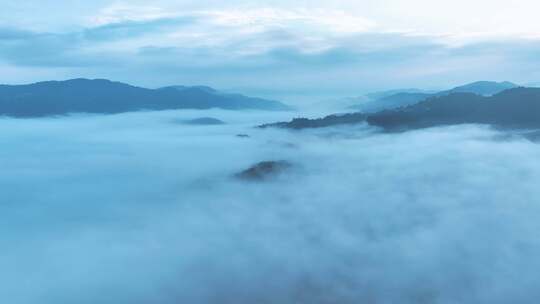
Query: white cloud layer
[
  {"left": 4, "top": 0, "right": 539, "bottom": 39},
  {"left": 2, "top": 110, "right": 540, "bottom": 303}
]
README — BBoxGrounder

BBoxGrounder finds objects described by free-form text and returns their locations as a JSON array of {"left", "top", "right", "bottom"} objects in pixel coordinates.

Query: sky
[{"left": 1, "top": 0, "right": 540, "bottom": 102}]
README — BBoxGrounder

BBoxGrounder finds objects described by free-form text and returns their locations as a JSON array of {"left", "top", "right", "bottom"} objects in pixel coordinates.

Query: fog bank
[{"left": 2, "top": 110, "right": 540, "bottom": 304}]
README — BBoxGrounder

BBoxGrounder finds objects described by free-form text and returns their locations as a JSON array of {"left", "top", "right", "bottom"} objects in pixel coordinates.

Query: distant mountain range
[
  {"left": 261, "top": 87, "right": 540, "bottom": 131},
  {"left": 356, "top": 81, "right": 518, "bottom": 113},
  {"left": 445, "top": 81, "right": 517, "bottom": 95},
  {"left": 0, "top": 79, "right": 291, "bottom": 117},
  {"left": 365, "top": 88, "right": 436, "bottom": 101}
]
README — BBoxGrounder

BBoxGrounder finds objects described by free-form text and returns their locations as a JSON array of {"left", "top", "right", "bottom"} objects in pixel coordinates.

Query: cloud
[
  {"left": 201, "top": 8, "right": 376, "bottom": 34},
  {"left": 0, "top": 15, "right": 197, "bottom": 67},
  {"left": 1, "top": 111, "right": 540, "bottom": 303},
  {"left": 89, "top": 3, "right": 179, "bottom": 26},
  {"left": 82, "top": 17, "right": 197, "bottom": 41}
]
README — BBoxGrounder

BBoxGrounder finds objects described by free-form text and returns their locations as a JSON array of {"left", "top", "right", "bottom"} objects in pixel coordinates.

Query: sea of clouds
[{"left": 1, "top": 109, "right": 540, "bottom": 304}]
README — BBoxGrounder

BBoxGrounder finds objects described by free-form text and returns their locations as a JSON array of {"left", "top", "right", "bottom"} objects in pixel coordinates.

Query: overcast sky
[{"left": 1, "top": 0, "right": 539, "bottom": 101}]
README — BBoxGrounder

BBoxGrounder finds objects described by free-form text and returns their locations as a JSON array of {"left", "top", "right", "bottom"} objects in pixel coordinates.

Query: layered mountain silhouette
[
  {"left": 356, "top": 81, "right": 518, "bottom": 113},
  {"left": 446, "top": 81, "right": 517, "bottom": 95},
  {"left": 261, "top": 87, "right": 540, "bottom": 131},
  {"left": 358, "top": 92, "right": 432, "bottom": 113},
  {"left": 0, "top": 79, "right": 291, "bottom": 117},
  {"left": 365, "top": 88, "right": 434, "bottom": 101}
]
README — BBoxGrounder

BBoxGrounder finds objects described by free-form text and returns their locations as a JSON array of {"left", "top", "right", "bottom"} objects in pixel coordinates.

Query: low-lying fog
[{"left": 2, "top": 109, "right": 540, "bottom": 304}]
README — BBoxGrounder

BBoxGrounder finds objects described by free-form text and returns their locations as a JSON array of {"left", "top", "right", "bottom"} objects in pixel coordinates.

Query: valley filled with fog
[{"left": 2, "top": 109, "right": 540, "bottom": 304}]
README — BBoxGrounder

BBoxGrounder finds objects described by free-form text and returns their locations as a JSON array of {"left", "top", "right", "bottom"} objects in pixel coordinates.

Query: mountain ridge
[
  {"left": 261, "top": 87, "right": 540, "bottom": 131},
  {"left": 0, "top": 78, "right": 291, "bottom": 117}
]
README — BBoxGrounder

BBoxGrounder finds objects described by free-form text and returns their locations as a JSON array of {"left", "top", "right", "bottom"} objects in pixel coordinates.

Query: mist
[{"left": 2, "top": 109, "right": 540, "bottom": 304}]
